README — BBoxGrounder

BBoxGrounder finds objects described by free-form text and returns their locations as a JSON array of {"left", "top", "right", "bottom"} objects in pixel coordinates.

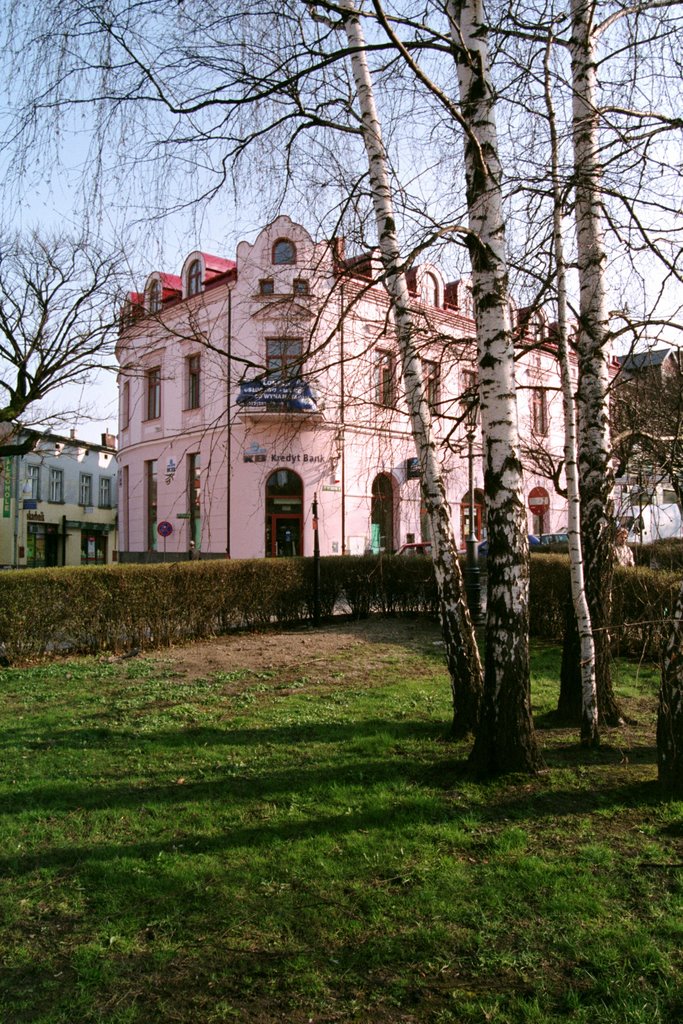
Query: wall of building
[
  {"left": 116, "top": 215, "right": 570, "bottom": 562},
  {"left": 0, "top": 433, "right": 118, "bottom": 569}
]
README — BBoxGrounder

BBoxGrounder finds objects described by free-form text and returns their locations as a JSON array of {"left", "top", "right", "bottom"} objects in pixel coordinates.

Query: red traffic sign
[
  {"left": 157, "top": 520, "right": 173, "bottom": 538},
  {"left": 528, "top": 486, "right": 550, "bottom": 514}
]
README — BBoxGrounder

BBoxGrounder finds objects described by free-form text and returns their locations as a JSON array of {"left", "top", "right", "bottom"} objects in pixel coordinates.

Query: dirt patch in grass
[{"left": 158, "top": 615, "right": 445, "bottom": 687}]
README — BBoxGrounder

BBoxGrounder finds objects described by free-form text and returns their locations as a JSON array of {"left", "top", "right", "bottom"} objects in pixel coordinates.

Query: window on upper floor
[
  {"left": 421, "top": 272, "right": 439, "bottom": 307},
  {"left": 147, "top": 279, "right": 162, "bottom": 313},
  {"left": 79, "top": 473, "right": 93, "bottom": 507},
  {"left": 293, "top": 278, "right": 309, "bottom": 296},
  {"left": 146, "top": 367, "right": 161, "bottom": 420},
  {"left": 27, "top": 464, "right": 41, "bottom": 500},
  {"left": 272, "top": 239, "right": 296, "bottom": 265},
  {"left": 49, "top": 468, "right": 64, "bottom": 503},
  {"left": 266, "top": 337, "right": 303, "bottom": 378},
  {"left": 121, "top": 380, "right": 130, "bottom": 430},
  {"left": 99, "top": 476, "right": 112, "bottom": 508},
  {"left": 532, "top": 387, "right": 549, "bottom": 435},
  {"left": 259, "top": 278, "right": 274, "bottom": 295},
  {"left": 423, "top": 359, "right": 440, "bottom": 414},
  {"left": 374, "top": 349, "right": 395, "bottom": 408},
  {"left": 187, "top": 259, "right": 203, "bottom": 297},
  {"left": 187, "top": 354, "right": 201, "bottom": 409}
]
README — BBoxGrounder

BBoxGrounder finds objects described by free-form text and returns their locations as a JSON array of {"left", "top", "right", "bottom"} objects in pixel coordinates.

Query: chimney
[
  {"left": 102, "top": 432, "right": 117, "bottom": 450},
  {"left": 70, "top": 428, "right": 77, "bottom": 439}
]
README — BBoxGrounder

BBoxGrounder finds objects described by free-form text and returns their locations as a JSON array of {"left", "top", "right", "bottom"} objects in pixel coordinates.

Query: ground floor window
[
  {"left": 265, "top": 469, "right": 303, "bottom": 556},
  {"left": 81, "top": 530, "right": 108, "bottom": 564},
  {"left": 26, "top": 523, "right": 59, "bottom": 567}
]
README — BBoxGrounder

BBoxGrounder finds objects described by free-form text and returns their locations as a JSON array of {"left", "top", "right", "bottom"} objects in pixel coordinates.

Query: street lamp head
[{"left": 460, "top": 391, "right": 479, "bottom": 431}]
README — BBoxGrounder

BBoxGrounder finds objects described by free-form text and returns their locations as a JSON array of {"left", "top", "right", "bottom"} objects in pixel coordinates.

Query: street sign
[
  {"left": 157, "top": 520, "right": 173, "bottom": 538},
  {"left": 528, "top": 486, "right": 551, "bottom": 514}
]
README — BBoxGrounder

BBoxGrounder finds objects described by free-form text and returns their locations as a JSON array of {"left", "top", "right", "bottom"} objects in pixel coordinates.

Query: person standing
[{"left": 614, "top": 527, "right": 634, "bottom": 567}]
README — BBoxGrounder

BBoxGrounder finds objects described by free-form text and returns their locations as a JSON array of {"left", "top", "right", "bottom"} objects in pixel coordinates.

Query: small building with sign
[
  {"left": 0, "top": 430, "right": 119, "bottom": 568},
  {"left": 115, "top": 215, "right": 573, "bottom": 561}
]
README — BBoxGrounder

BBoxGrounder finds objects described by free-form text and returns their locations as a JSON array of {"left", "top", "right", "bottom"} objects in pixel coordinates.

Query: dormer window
[
  {"left": 273, "top": 239, "right": 296, "bottom": 265},
  {"left": 293, "top": 278, "right": 309, "bottom": 296},
  {"left": 260, "top": 279, "right": 275, "bottom": 296},
  {"left": 421, "top": 272, "right": 439, "bottom": 307},
  {"left": 187, "top": 259, "right": 203, "bottom": 297},
  {"left": 147, "top": 279, "right": 162, "bottom": 313}
]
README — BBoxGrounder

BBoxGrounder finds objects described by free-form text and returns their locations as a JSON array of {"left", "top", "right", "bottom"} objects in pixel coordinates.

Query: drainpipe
[
  {"left": 226, "top": 287, "right": 232, "bottom": 558},
  {"left": 62, "top": 514, "right": 67, "bottom": 565},
  {"left": 340, "top": 282, "right": 346, "bottom": 555}
]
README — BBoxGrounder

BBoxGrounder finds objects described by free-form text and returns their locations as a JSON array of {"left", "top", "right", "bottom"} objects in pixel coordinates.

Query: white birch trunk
[
  {"left": 340, "top": 0, "right": 482, "bottom": 734},
  {"left": 447, "top": 0, "right": 541, "bottom": 772},
  {"left": 569, "top": 0, "right": 623, "bottom": 725},
  {"left": 544, "top": 34, "right": 598, "bottom": 746}
]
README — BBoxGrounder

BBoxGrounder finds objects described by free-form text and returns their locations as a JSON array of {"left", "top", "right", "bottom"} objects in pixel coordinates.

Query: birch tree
[
  {"left": 543, "top": 26, "right": 598, "bottom": 746},
  {"left": 333, "top": 0, "right": 483, "bottom": 736},
  {"left": 444, "top": 0, "right": 542, "bottom": 773}
]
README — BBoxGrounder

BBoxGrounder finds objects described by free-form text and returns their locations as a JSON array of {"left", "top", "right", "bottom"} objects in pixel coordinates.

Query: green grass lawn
[{"left": 0, "top": 622, "right": 681, "bottom": 1023}]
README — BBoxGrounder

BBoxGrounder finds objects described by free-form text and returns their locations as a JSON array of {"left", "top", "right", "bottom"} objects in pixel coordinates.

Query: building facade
[
  {"left": 116, "top": 215, "right": 569, "bottom": 561},
  {"left": 0, "top": 430, "right": 119, "bottom": 568}
]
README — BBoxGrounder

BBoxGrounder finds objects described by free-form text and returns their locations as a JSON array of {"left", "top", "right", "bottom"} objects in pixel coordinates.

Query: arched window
[
  {"left": 265, "top": 469, "right": 303, "bottom": 556},
  {"left": 147, "top": 279, "right": 162, "bottom": 314},
  {"left": 272, "top": 239, "right": 296, "bottom": 265},
  {"left": 187, "top": 259, "right": 203, "bottom": 297},
  {"left": 421, "top": 272, "right": 439, "bottom": 307},
  {"left": 371, "top": 473, "right": 395, "bottom": 553}
]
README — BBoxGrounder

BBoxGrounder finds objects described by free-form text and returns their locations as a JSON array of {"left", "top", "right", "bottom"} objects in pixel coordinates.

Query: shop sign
[
  {"left": 27, "top": 511, "right": 45, "bottom": 522},
  {"left": 406, "top": 457, "right": 421, "bottom": 480},
  {"left": 23, "top": 499, "right": 38, "bottom": 510},
  {"left": 237, "top": 375, "right": 319, "bottom": 412},
  {"left": 322, "top": 485, "right": 341, "bottom": 492},
  {"left": 243, "top": 442, "right": 267, "bottom": 463},
  {"left": 2, "top": 458, "right": 11, "bottom": 518}
]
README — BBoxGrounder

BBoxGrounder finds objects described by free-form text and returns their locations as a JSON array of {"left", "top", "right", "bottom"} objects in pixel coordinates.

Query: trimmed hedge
[{"left": 0, "top": 552, "right": 677, "bottom": 662}]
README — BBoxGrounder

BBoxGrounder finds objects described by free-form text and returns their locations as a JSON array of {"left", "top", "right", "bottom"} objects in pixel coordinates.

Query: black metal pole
[
  {"left": 464, "top": 431, "right": 481, "bottom": 623},
  {"left": 312, "top": 491, "right": 321, "bottom": 626}
]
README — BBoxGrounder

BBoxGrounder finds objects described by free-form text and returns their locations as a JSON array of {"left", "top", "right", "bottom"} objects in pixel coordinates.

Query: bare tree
[{"left": 0, "top": 231, "right": 122, "bottom": 456}]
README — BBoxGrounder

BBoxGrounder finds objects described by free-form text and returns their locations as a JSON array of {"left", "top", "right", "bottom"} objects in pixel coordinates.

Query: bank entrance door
[
  {"left": 265, "top": 469, "right": 304, "bottom": 557},
  {"left": 271, "top": 515, "right": 302, "bottom": 557}
]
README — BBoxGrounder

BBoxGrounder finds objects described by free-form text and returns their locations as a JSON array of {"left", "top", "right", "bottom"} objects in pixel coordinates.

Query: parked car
[
  {"left": 477, "top": 535, "right": 540, "bottom": 556},
  {"left": 395, "top": 542, "right": 433, "bottom": 557},
  {"left": 540, "top": 532, "right": 569, "bottom": 546}
]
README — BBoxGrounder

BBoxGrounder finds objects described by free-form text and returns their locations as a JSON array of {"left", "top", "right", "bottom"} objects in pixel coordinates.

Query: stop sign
[{"left": 528, "top": 486, "right": 550, "bottom": 514}]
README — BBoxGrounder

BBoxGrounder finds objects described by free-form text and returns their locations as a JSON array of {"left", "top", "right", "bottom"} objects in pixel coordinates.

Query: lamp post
[
  {"left": 461, "top": 396, "right": 482, "bottom": 624},
  {"left": 312, "top": 491, "right": 321, "bottom": 626}
]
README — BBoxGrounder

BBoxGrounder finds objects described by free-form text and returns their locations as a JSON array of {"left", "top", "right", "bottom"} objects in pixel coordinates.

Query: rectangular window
[
  {"left": 49, "top": 468, "right": 63, "bottom": 503},
  {"left": 259, "top": 279, "right": 274, "bottom": 295},
  {"left": 146, "top": 460, "right": 158, "bottom": 551},
  {"left": 99, "top": 476, "right": 112, "bottom": 508},
  {"left": 121, "top": 380, "right": 130, "bottom": 430},
  {"left": 532, "top": 388, "right": 549, "bottom": 435},
  {"left": 146, "top": 367, "right": 161, "bottom": 420},
  {"left": 293, "top": 278, "right": 309, "bottom": 296},
  {"left": 27, "top": 464, "right": 41, "bottom": 500},
  {"left": 79, "top": 473, "right": 93, "bottom": 506},
  {"left": 374, "top": 349, "right": 395, "bottom": 407},
  {"left": 423, "top": 359, "right": 440, "bottom": 414},
  {"left": 187, "top": 354, "right": 201, "bottom": 409},
  {"left": 266, "top": 337, "right": 303, "bottom": 378}
]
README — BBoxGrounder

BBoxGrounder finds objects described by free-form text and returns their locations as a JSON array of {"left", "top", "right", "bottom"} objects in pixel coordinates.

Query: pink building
[{"left": 116, "top": 215, "right": 568, "bottom": 561}]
